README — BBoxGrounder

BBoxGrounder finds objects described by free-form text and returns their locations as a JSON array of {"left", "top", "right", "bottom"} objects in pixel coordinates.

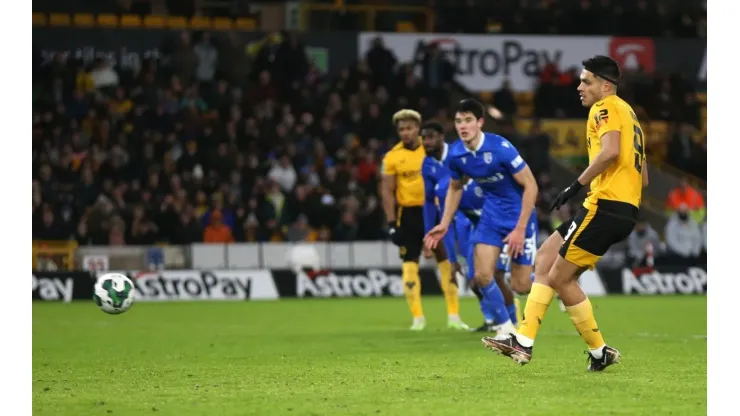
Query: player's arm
[
  {"left": 577, "top": 105, "right": 622, "bottom": 186},
  {"left": 439, "top": 165, "right": 464, "bottom": 229},
  {"left": 511, "top": 165, "right": 538, "bottom": 231},
  {"left": 642, "top": 159, "right": 649, "bottom": 188},
  {"left": 422, "top": 162, "right": 438, "bottom": 234},
  {"left": 441, "top": 216, "right": 458, "bottom": 262},
  {"left": 380, "top": 156, "right": 397, "bottom": 223},
  {"left": 577, "top": 130, "right": 621, "bottom": 185}
]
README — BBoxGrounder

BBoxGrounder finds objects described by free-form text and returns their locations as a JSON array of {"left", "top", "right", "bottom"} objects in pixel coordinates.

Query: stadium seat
[
  {"left": 235, "top": 17, "right": 257, "bottom": 30},
  {"left": 97, "top": 14, "right": 119, "bottom": 28},
  {"left": 32, "top": 12, "right": 47, "bottom": 26},
  {"left": 479, "top": 91, "right": 493, "bottom": 103},
  {"left": 144, "top": 15, "right": 166, "bottom": 28},
  {"left": 49, "top": 13, "right": 72, "bottom": 27},
  {"left": 120, "top": 14, "right": 143, "bottom": 28},
  {"left": 396, "top": 21, "right": 416, "bottom": 32},
  {"left": 166, "top": 16, "right": 188, "bottom": 29},
  {"left": 73, "top": 13, "right": 95, "bottom": 27},
  {"left": 190, "top": 16, "right": 212, "bottom": 30},
  {"left": 212, "top": 17, "right": 233, "bottom": 30}
]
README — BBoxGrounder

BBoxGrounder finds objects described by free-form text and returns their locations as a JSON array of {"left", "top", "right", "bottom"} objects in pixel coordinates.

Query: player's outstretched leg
[
  {"left": 549, "top": 257, "right": 620, "bottom": 371},
  {"left": 482, "top": 232, "right": 561, "bottom": 364}
]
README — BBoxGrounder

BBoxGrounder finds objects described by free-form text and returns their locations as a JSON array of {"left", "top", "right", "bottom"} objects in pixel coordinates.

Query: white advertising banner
[{"left": 358, "top": 33, "right": 610, "bottom": 92}]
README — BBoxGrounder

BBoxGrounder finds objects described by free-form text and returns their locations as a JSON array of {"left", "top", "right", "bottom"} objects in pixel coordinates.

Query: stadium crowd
[{"left": 32, "top": 23, "right": 706, "bottom": 265}]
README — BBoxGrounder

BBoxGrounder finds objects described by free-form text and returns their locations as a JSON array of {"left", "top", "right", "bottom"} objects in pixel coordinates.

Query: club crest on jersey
[{"left": 483, "top": 152, "right": 492, "bottom": 164}]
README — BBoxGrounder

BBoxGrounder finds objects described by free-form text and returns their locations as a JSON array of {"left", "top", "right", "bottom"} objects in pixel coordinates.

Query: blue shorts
[
  {"left": 454, "top": 212, "right": 528, "bottom": 279},
  {"left": 469, "top": 212, "right": 538, "bottom": 267}
]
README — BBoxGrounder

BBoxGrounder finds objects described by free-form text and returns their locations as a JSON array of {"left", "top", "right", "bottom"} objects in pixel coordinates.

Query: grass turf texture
[{"left": 33, "top": 296, "right": 706, "bottom": 416}]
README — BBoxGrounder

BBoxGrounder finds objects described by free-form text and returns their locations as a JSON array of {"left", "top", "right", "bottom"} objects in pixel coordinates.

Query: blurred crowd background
[{"left": 32, "top": 0, "right": 707, "bottom": 268}]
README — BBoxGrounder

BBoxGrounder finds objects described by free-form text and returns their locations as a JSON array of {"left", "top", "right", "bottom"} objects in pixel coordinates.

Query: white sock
[
  {"left": 448, "top": 314, "right": 461, "bottom": 322},
  {"left": 515, "top": 333, "right": 534, "bottom": 347},
  {"left": 590, "top": 345, "right": 606, "bottom": 359},
  {"left": 496, "top": 320, "right": 517, "bottom": 336}
]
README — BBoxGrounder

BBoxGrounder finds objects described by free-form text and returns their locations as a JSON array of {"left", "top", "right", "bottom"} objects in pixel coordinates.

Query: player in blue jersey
[
  {"left": 424, "top": 99, "right": 539, "bottom": 337},
  {"left": 420, "top": 120, "right": 524, "bottom": 333}
]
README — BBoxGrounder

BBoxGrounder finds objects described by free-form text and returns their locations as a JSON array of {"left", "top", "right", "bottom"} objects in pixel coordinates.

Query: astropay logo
[
  {"left": 359, "top": 33, "right": 609, "bottom": 91},
  {"left": 609, "top": 37, "right": 655, "bottom": 73},
  {"left": 296, "top": 269, "right": 405, "bottom": 298}
]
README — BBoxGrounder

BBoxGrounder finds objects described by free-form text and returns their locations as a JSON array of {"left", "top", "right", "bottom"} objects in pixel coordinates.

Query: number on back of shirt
[{"left": 564, "top": 221, "right": 578, "bottom": 242}]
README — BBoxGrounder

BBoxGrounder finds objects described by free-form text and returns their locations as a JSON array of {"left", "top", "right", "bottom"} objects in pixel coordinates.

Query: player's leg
[
  {"left": 550, "top": 206, "right": 634, "bottom": 370},
  {"left": 398, "top": 207, "right": 424, "bottom": 330},
  {"left": 482, "top": 223, "right": 567, "bottom": 364},
  {"left": 432, "top": 240, "right": 466, "bottom": 329},
  {"left": 432, "top": 212, "right": 465, "bottom": 328},
  {"left": 474, "top": 243, "right": 517, "bottom": 336},
  {"left": 493, "top": 252, "right": 518, "bottom": 326}
]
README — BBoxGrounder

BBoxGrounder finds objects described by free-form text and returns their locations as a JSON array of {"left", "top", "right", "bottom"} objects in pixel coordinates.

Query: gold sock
[
  {"left": 437, "top": 260, "right": 459, "bottom": 316},
  {"left": 566, "top": 298, "right": 605, "bottom": 350},
  {"left": 402, "top": 262, "right": 423, "bottom": 318},
  {"left": 518, "top": 283, "right": 555, "bottom": 341}
]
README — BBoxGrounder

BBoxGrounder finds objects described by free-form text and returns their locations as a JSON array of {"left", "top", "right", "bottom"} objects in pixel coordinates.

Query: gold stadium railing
[
  {"left": 32, "top": 12, "right": 258, "bottom": 31},
  {"left": 33, "top": 241, "right": 77, "bottom": 271},
  {"left": 298, "top": 3, "right": 435, "bottom": 32}
]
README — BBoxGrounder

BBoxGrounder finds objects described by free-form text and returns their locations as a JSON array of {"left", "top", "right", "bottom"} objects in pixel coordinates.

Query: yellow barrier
[
  {"left": 299, "top": 3, "right": 435, "bottom": 32},
  {"left": 32, "top": 241, "right": 78, "bottom": 271},
  {"left": 515, "top": 119, "right": 588, "bottom": 159},
  {"left": 33, "top": 12, "right": 258, "bottom": 31}
]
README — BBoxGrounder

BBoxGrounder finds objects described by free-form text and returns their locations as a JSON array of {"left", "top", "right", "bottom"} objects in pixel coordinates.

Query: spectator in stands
[
  {"left": 194, "top": 32, "right": 218, "bottom": 89},
  {"left": 365, "top": 37, "right": 397, "bottom": 89},
  {"left": 664, "top": 203, "right": 703, "bottom": 265},
  {"left": 268, "top": 154, "right": 298, "bottom": 193},
  {"left": 667, "top": 123, "right": 703, "bottom": 176},
  {"left": 492, "top": 80, "right": 517, "bottom": 117},
  {"left": 203, "top": 210, "right": 234, "bottom": 243},
  {"left": 627, "top": 218, "right": 663, "bottom": 268},
  {"left": 665, "top": 179, "right": 706, "bottom": 224}
]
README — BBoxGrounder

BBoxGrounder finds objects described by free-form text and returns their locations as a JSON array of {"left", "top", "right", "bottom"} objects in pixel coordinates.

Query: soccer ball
[{"left": 94, "top": 273, "right": 135, "bottom": 314}]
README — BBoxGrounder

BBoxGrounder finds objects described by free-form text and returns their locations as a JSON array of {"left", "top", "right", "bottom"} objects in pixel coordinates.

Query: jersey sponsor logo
[
  {"left": 608, "top": 37, "right": 655, "bottom": 73},
  {"left": 621, "top": 267, "right": 706, "bottom": 295},
  {"left": 477, "top": 173, "right": 505, "bottom": 183},
  {"left": 296, "top": 269, "right": 405, "bottom": 298},
  {"left": 483, "top": 152, "right": 493, "bottom": 164},
  {"left": 511, "top": 155, "right": 524, "bottom": 169}
]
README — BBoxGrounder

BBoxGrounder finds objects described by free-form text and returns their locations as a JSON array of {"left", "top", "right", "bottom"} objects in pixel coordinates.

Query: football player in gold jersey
[
  {"left": 484, "top": 55, "right": 649, "bottom": 371},
  {"left": 381, "top": 109, "right": 467, "bottom": 331}
]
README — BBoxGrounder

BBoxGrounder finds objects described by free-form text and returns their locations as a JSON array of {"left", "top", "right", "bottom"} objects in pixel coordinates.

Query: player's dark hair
[
  {"left": 420, "top": 120, "right": 444, "bottom": 135},
  {"left": 582, "top": 55, "right": 621, "bottom": 86},
  {"left": 455, "top": 99, "right": 486, "bottom": 120}
]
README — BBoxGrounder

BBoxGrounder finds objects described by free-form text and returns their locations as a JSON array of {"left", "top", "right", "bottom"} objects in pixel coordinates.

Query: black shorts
[
  {"left": 556, "top": 199, "right": 638, "bottom": 269},
  {"left": 397, "top": 205, "right": 425, "bottom": 262}
]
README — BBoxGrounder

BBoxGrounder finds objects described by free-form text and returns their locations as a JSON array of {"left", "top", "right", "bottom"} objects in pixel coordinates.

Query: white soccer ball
[{"left": 94, "top": 273, "right": 135, "bottom": 314}]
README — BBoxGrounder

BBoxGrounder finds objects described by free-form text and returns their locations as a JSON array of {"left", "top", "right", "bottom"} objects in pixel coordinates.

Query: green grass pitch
[{"left": 33, "top": 296, "right": 706, "bottom": 415}]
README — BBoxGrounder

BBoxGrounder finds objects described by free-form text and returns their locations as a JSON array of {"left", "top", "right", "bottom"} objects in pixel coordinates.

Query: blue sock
[
  {"left": 480, "top": 294, "right": 495, "bottom": 322},
  {"left": 507, "top": 303, "right": 518, "bottom": 324},
  {"left": 481, "top": 280, "right": 510, "bottom": 325}
]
